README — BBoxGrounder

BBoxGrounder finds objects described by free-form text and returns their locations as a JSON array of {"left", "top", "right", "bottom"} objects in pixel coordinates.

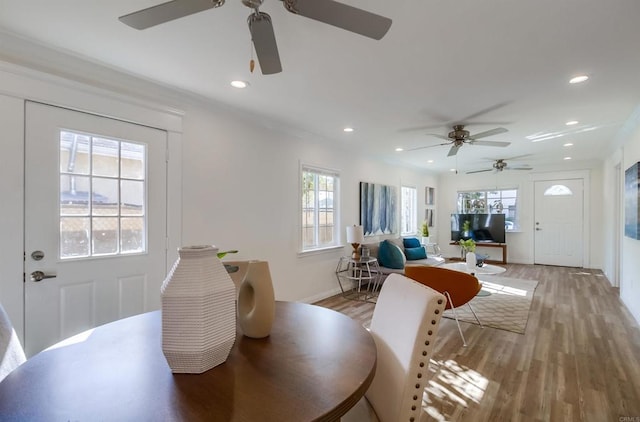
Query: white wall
[
  {"left": 436, "top": 164, "right": 604, "bottom": 268},
  {"left": 178, "top": 103, "right": 438, "bottom": 302},
  {"left": 604, "top": 107, "right": 640, "bottom": 323},
  {"left": 0, "top": 55, "right": 439, "bottom": 340}
]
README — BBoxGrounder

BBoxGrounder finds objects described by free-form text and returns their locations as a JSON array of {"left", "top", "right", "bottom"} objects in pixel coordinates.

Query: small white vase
[
  {"left": 161, "top": 245, "right": 236, "bottom": 373},
  {"left": 466, "top": 251, "right": 477, "bottom": 272},
  {"left": 236, "top": 261, "right": 276, "bottom": 339},
  {"left": 421, "top": 236, "right": 430, "bottom": 245}
]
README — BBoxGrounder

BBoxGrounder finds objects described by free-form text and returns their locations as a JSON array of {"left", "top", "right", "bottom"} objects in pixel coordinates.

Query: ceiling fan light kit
[{"left": 119, "top": 0, "right": 392, "bottom": 75}]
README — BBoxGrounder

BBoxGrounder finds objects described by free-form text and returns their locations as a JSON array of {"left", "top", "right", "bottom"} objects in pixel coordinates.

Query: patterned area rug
[{"left": 443, "top": 275, "right": 539, "bottom": 334}]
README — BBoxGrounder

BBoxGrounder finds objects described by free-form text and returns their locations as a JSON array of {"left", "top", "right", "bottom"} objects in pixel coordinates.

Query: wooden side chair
[
  {"left": 0, "top": 302, "right": 26, "bottom": 382},
  {"left": 404, "top": 265, "right": 483, "bottom": 347},
  {"left": 342, "top": 273, "right": 446, "bottom": 422}
]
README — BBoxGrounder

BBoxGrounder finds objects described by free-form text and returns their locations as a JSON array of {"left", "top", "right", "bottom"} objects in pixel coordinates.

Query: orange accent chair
[{"left": 404, "top": 265, "right": 483, "bottom": 346}]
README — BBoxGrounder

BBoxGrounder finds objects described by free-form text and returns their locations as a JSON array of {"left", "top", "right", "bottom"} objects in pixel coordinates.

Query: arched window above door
[{"left": 543, "top": 184, "right": 573, "bottom": 196}]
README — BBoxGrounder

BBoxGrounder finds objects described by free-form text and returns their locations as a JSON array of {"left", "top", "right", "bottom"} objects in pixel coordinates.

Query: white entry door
[
  {"left": 24, "top": 102, "right": 168, "bottom": 356},
  {"left": 533, "top": 179, "right": 584, "bottom": 267}
]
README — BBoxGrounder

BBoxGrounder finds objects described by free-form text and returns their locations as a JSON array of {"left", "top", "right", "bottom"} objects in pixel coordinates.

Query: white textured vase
[
  {"left": 235, "top": 260, "right": 276, "bottom": 339},
  {"left": 466, "top": 251, "right": 477, "bottom": 272},
  {"left": 161, "top": 245, "right": 236, "bottom": 374}
]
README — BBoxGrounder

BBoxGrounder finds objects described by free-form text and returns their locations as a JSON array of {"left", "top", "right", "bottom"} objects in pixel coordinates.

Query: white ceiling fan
[
  {"left": 466, "top": 155, "right": 533, "bottom": 174},
  {"left": 406, "top": 124, "right": 511, "bottom": 157},
  {"left": 119, "top": 0, "right": 392, "bottom": 75}
]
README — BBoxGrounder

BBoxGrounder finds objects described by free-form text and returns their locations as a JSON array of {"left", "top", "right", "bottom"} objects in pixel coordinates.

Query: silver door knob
[{"left": 30, "top": 271, "right": 57, "bottom": 282}]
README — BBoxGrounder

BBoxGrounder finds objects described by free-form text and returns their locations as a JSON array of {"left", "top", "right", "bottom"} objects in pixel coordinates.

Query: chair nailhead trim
[
  {"left": 435, "top": 309, "right": 440, "bottom": 314},
  {"left": 417, "top": 373, "right": 422, "bottom": 378},
  {"left": 410, "top": 417, "right": 415, "bottom": 422},
  {"left": 415, "top": 383, "right": 421, "bottom": 388},
  {"left": 419, "top": 362, "right": 424, "bottom": 367},
  {"left": 424, "top": 340, "right": 430, "bottom": 346},
  {"left": 431, "top": 320, "right": 436, "bottom": 324},
  {"left": 438, "top": 299, "right": 443, "bottom": 304},
  {"left": 428, "top": 330, "right": 433, "bottom": 335},
  {"left": 422, "top": 351, "right": 427, "bottom": 356},
  {"left": 413, "top": 395, "right": 418, "bottom": 400}
]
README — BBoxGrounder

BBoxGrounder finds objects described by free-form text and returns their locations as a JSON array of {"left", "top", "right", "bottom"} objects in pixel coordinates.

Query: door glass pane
[
  {"left": 59, "top": 131, "right": 147, "bottom": 259},
  {"left": 60, "top": 175, "right": 90, "bottom": 216},
  {"left": 92, "top": 217, "right": 118, "bottom": 255},
  {"left": 60, "top": 217, "right": 90, "bottom": 258},
  {"left": 121, "top": 180, "right": 144, "bottom": 216},
  {"left": 121, "top": 142, "right": 145, "bottom": 179},
  {"left": 92, "top": 138, "right": 119, "bottom": 177},
  {"left": 121, "top": 217, "right": 144, "bottom": 253},
  {"left": 92, "top": 178, "right": 119, "bottom": 216},
  {"left": 60, "top": 132, "right": 90, "bottom": 174}
]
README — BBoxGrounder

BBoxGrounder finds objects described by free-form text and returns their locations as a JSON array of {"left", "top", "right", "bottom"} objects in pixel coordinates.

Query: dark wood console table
[{"left": 450, "top": 242, "right": 508, "bottom": 264}]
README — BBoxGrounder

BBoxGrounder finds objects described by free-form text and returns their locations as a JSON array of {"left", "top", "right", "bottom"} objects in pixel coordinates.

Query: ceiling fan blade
[
  {"left": 426, "top": 133, "right": 451, "bottom": 141},
  {"left": 248, "top": 12, "right": 282, "bottom": 75},
  {"left": 447, "top": 145, "right": 461, "bottom": 157},
  {"left": 498, "top": 153, "right": 533, "bottom": 161},
  {"left": 468, "top": 127, "right": 508, "bottom": 140},
  {"left": 509, "top": 167, "right": 533, "bottom": 171},
  {"left": 405, "top": 142, "right": 450, "bottom": 152},
  {"left": 284, "top": 0, "right": 392, "bottom": 40},
  {"left": 466, "top": 168, "right": 493, "bottom": 174},
  {"left": 458, "top": 101, "right": 512, "bottom": 122},
  {"left": 470, "top": 140, "right": 511, "bottom": 148},
  {"left": 119, "top": 0, "right": 224, "bottom": 30}
]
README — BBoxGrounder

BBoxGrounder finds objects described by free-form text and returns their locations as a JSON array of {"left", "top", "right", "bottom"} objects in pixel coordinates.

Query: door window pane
[
  {"left": 59, "top": 130, "right": 147, "bottom": 259},
  {"left": 92, "top": 138, "right": 119, "bottom": 177}
]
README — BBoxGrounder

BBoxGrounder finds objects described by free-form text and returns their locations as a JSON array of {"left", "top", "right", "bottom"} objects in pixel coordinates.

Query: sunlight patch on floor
[
  {"left": 422, "top": 359, "right": 489, "bottom": 420},
  {"left": 481, "top": 281, "right": 527, "bottom": 297}
]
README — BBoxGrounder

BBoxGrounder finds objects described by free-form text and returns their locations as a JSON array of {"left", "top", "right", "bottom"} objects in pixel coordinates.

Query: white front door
[
  {"left": 533, "top": 179, "right": 584, "bottom": 267},
  {"left": 24, "top": 102, "right": 168, "bottom": 356}
]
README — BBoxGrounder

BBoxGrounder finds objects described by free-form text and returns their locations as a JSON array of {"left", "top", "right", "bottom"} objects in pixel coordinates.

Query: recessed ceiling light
[
  {"left": 230, "top": 80, "right": 249, "bottom": 89},
  {"left": 450, "top": 168, "right": 457, "bottom": 172},
  {"left": 563, "top": 143, "right": 574, "bottom": 147},
  {"left": 564, "top": 156, "right": 572, "bottom": 160},
  {"left": 395, "top": 147, "right": 403, "bottom": 152},
  {"left": 569, "top": 75, "right": 589, "bottom": 84},
  {"left": 343, "top": 127, "right": 354, "bottom": 133},
  {"left": 566, "top": 120, "right": 579, "bottom": 126},
  {"left": 427, "top": 160, "right": 434, "bottom": 163}
]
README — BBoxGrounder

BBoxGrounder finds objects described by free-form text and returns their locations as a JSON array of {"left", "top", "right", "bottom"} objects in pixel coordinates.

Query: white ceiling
[{"left": 1, "top": 0, "right": 639, "bottom": 174}]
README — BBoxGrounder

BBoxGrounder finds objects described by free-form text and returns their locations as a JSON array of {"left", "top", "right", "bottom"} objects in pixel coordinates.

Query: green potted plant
[
  {"left": 458, "top": 238, "right": 476, "bottom": 260},
  {"left": 420, "top": 221, "right": 430, "bottom": 244}
]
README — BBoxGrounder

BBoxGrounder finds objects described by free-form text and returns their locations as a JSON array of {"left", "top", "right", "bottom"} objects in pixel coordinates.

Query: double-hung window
[
  {"left": 400, "top": 186, "right": 417, "bottom": 235},
  {"left": 457, "top": 188, "right": 519, "bottom": 231},
  {"left": 301, "top": 165, "right": 340, "bottom": 251}
]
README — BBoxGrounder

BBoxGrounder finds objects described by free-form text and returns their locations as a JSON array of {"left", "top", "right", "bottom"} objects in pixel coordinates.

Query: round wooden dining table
[{"left": 0, "top": 301, "right": 377, "bottom": 421}]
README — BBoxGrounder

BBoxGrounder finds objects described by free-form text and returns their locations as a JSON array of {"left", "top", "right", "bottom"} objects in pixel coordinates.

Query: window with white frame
[
  {"left": 301, "top": 165, "right": 340, "bottom": 251},
  {"left": 401, "top": 186, "right": 417, "bottom": 235},
  {"left": 59, "top": 130, "right": 147, "bottom": 259},
  {"left": 457, "top": 188, "right": 519, "bottom": 231}
]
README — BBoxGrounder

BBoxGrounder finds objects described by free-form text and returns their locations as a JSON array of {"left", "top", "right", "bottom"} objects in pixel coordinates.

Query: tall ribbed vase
[{"left": 161, "top": 245, "right": 236, "bottom": 374}]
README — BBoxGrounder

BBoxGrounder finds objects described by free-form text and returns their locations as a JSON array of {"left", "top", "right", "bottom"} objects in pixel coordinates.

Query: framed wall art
[
  {"left": 359, "top": 182, "right": 398, "bottom": 236},
  {"left": 625, "top": 161, "right": 640, "bottom": 240}
]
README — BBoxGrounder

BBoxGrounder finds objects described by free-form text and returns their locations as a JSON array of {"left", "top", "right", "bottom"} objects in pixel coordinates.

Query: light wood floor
[{"left": 314, "top": 264, "right": 640, "bottom": 421}]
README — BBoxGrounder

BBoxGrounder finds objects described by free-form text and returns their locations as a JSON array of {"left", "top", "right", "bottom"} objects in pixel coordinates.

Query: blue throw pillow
[
  {"left": 378, "top": 240, "right": 406, "bottom": 269},
  {"left": 403, "top": 237, "right": 421, "bottom": 248},
  {"left": 405, "top": 246, "right": 427, "bottom": 260}
]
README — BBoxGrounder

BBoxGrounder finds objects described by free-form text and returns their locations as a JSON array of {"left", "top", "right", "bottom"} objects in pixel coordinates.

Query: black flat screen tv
[{"left": 451, "top": 213, "right": 506, "bottom": 243}]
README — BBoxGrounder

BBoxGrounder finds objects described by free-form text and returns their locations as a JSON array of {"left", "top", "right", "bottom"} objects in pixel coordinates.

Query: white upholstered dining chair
[
  {"left": 342, "top": 273, "right": 446, "bottom": 422},
  {"left": 0, "top": 302, "right": 26, "bottom": 382}
]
